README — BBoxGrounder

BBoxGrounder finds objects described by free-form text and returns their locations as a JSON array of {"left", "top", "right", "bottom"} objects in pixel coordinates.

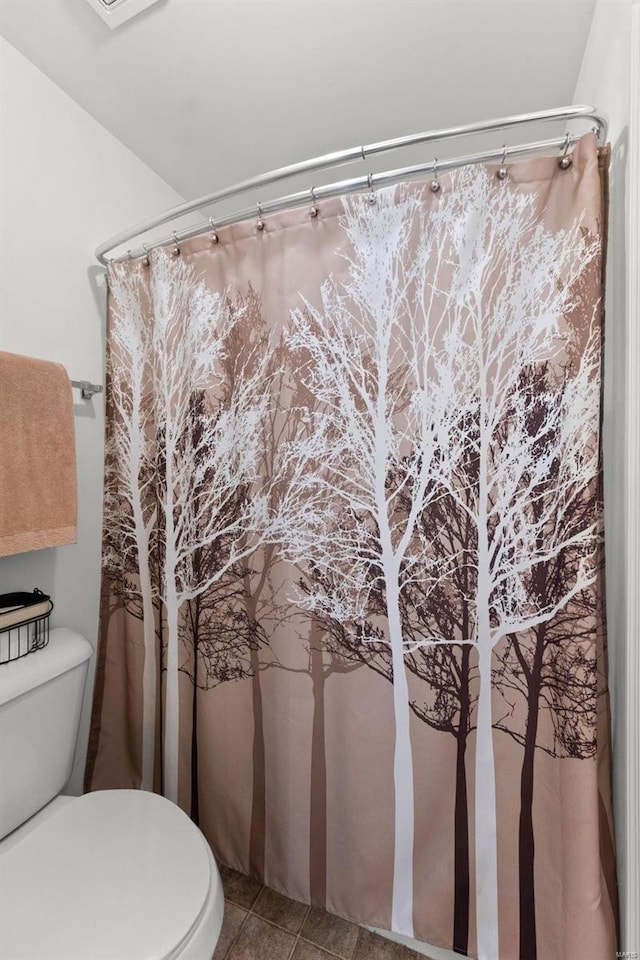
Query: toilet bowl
[
  {"left": 0, "top": 791, "right": 224, "bottom": 960},
  {"left": 0, "top": 629, "right": 224, "bottom": 959}
]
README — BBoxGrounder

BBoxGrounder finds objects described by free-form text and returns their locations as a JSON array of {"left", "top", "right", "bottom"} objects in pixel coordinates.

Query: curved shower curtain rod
[{"left": 95, "top": 104, "right": 607, "bottom": 266}]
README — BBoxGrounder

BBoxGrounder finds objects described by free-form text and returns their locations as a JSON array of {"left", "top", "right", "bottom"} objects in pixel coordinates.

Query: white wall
[
  {"left": 573, "top": 0, "right": 640, "bottom": 952},
  {"left": 0, "top": 37, "right": 183, "bottom": 794}
]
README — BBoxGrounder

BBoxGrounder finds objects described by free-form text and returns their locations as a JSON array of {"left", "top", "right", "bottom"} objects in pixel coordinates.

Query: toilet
[{"left": 0, "top": 628, "right": 224, "bottom": 960}]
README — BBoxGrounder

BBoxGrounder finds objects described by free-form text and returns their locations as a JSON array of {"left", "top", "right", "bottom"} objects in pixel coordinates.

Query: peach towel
[{"left": 0, "top": 352, "right": 77, "bottom": 556}]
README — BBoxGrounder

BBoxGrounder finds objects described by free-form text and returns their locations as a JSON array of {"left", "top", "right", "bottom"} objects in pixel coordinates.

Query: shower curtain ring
[
  {"left": 141, "top": 243, "right": 150, "bottom": 266},
  {"left": 430, "top": 158, "right": 441, "bottom": 193},
  {"left": 209, "top": 217, "right": 219, "bottom": 244},
  {"left": 256, "top": 202, "right": 266, "bottom": 232},
  {"left": 309, "top": 187, "right": 319, "bottom": 219},
  {"left": 496, "top": 144, "right": 509, "bottom": 180},
  {"left": 559, "top": 133, "right": 573, "bottom": 169},
  {"left": 171, "top": 232, "right": 181, "bottom": 256},
  {"left": 367, "top": 173, "right": 376, "bottom": 205}
]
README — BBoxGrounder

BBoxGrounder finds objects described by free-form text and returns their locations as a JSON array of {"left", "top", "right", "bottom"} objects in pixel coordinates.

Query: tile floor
[{"left": 214, "top": 866, "right": 427, "bottom": 960}]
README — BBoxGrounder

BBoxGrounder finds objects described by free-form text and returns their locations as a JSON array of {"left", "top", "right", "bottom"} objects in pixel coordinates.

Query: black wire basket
[{"left": 0, "top": 589, "right": 54, "bottom": 666}]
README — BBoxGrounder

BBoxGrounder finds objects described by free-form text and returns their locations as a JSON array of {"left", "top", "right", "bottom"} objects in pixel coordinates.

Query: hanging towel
[{"left": 0, "top": 352, "right": 77, "bottom": 556}]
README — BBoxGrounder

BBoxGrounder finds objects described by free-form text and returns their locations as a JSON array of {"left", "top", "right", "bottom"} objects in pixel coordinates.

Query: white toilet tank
[{"left": 0, "top": 628, "right": 93, "bottom": 840}]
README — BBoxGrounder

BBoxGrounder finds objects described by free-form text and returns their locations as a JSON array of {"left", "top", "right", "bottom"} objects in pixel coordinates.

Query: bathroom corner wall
[
  {"left": 573, "top": 0, "right": 640, "bottom": 953},
  {"left": 0, "top": 36, "right": 183, "bottom": 794}
]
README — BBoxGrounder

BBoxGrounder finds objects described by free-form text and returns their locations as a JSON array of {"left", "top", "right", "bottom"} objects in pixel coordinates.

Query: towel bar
[{"left": 71, "top": 380, "right": 103, "bottom": 401}]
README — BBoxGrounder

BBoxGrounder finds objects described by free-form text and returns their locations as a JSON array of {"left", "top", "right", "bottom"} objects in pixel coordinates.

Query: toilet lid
[{"left": 0, "top": 790, "right": 213, "bottom": 960}]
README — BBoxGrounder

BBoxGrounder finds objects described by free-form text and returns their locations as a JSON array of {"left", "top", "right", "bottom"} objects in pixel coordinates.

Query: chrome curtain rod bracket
[
  {"left": 71, "top": 380, "right": 104, "bottom": 401},
  {"left": 95, "top": 105, "right": 607, "bottom": 265}
]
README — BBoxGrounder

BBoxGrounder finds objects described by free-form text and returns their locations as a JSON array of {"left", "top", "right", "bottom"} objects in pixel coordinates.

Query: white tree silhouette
[
  {"left": 105, "top": 262, "right": 158, "bottom": 791},
  {"left": 148, "top": 252, "right": 279, "bottom": 804},
  {"left": 278, "top": 171, "right": 600, "bottom": 953},
  {"left": 431, "top": 168, "right": 600, "bottom": 958},
  {"left": 278, "top": 190, "right": 472, "bottom": 936}
]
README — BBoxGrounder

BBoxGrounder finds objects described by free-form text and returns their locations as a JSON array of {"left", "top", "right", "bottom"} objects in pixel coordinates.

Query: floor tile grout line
[
  {"left": 232, "top": 884, "right": 308, "bottom": 960},
  {"left": 221, "top": 897, "right": 253, "bottom": 960},
  {"left": 287, "top": 900, "right": 309, "bottom": 960},
  {"left": 290, "top": 902, "right": 312, "bottom": 958},
  {"left": 227, "top": 891, "right": 357, "bottom": 960},
  {"left": 249, "top": 887, "right": 311, "bottom": 922},
  {"left": 295, "top": 934, "right": 358, "bottom": 959},
  {"left": 223, "top": 878, "right": 421, "bottom": 959},
  {"left": 244, "top": 897, "right": 312, "bottom": 938},
  {"left": 285, "top": 929, "right": 298, "bottom": 960}
]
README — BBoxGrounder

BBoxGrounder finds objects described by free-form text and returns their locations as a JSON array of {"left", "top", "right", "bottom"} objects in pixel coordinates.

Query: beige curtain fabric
[{"left": 86, "top": 133, "right": 617, "bottom": 960}]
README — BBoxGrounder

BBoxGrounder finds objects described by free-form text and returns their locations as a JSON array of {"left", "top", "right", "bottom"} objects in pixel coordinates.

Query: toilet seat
[{"left": 0, "top": 790, "right": 221, "bottom": 960}]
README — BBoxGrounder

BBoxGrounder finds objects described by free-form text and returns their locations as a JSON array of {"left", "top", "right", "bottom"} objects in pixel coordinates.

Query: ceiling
[{"left": 0, "top": 0, "right": 596, "bottom": 212}]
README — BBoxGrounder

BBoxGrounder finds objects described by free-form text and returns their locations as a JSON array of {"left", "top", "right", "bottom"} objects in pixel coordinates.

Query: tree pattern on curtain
[{"left": 87, "top": 135, "right": 617, "bottom": 960}]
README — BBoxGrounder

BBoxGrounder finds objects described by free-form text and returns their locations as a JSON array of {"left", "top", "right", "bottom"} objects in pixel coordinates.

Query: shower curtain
[{"left": 86, "top": 132, "right": 617, "bottom": 960}]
